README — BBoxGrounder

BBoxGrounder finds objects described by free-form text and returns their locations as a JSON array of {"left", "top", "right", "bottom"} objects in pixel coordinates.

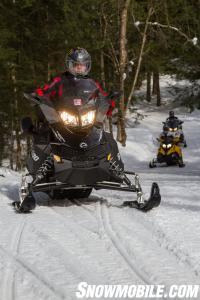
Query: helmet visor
[{"left": 67, "top": 60, "right": 91, "bottom": 76}]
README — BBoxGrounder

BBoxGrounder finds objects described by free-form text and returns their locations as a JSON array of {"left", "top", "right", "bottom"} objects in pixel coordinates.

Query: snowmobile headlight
[
  {"left": 169, "top": 128, "right": 173, "bottom": 132},
  {"left": 81, "top": 110, "right": 96, "bottom": 126},
  {"left": 167, "top": 144, "right": 172, "bottom": 148},
  {"left": 53, "top": 154, "right": 62, "bottom": 163},
  {"left": 60, "top": 111, "right": 79, "bottom": 126},
  {"left": 162, "top": 144, "right": 167, "bottom": 148},
  {"left": 174, "top": 127, "right": 177, "bottom": 131}
]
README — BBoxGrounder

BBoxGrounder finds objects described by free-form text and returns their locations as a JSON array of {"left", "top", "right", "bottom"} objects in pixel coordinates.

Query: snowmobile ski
[
  {"left": 13, "top": 193, "right": 36, "bottom": 213},
  {"left": 13, "top": 174, "right": 36, "bottom": 213},
  {"left": 123, "top": 182, "right": 161, "bottom": 212}
]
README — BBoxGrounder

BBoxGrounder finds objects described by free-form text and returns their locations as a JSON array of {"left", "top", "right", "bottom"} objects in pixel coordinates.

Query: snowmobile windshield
[
  {"left": 55, "top": 78, "right": 98, "bottom": 129},
  {"left": 56, "top": 78, "right": 98, "bottom": 112},
  {"left": 166, "top": 119, "right": 180, "bottom": 132}
]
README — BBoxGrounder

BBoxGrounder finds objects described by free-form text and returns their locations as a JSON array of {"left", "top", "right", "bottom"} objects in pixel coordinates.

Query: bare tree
[
  {"left": 100, "top": 3, "right": 107, "bottom": 89},
  {"left": 154, "top": 71, "right": 161, "bottom": 106},
  {"left": 146, "top": 72, "right": 152, "bottom": 102},
  {"left": 152, "top": 72, "right": 157, "bottom": 95},
  {"left": 117, "top": 0, "right": 131, "bottom": 146},
  {"left": 126, "top": 7, "right": 154, "bottom": 113},
  {"left": 126, "top": 6, "right": 200, "bottom": 113}
]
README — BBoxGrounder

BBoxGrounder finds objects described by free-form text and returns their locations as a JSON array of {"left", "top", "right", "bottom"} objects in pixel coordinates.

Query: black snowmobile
[{"left": 13, "top": 81, "right": 161, "bottom": 213}]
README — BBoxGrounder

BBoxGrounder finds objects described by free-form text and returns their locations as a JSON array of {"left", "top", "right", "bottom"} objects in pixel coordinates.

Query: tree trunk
[
  {"left": 9, "top": 123, "right": 14, "bottom": 170},
  {"left": 126, "top": 7, "right": 153, "bottom": 112},
  {"left": 118, "top": 0, "right": 130, "bottom": 146},
  {"left": 46, "top": 4, "right": 51, "bottom": 81},
  {"left": 11, "top": 64, "right": 19, "bottom": 170},
  {"left": 100, "top": 51, "right": 106, "bottom": 89},
  {"left": 155, "top": 71, "right": 161, "bottom": 106},
  {"left": 146, "top": 72, "right": 151, "bottom": 102},
  {"left": 15, "top": 126, "right": 22, "bottom": 171},
  {"left": 152, "top": 72, "right": 157, "bottom": 95}
]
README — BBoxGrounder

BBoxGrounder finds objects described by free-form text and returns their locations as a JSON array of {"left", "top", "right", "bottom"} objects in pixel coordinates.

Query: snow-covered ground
[{"left": 0, "top": 104, "right": 200, "bottom": 300}]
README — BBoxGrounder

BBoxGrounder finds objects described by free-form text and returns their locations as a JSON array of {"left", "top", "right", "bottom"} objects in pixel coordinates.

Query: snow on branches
[{"left": 133, "top": 20, "right": 200, "bottom": 50}]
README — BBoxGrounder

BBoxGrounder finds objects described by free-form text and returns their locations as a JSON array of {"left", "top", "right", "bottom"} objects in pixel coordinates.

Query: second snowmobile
[
  {"left": 163, "top": 118, "right": 187, "bottom": 147},
  {"left": 149, "top": 135, "right": 185, "bottom": 168}
]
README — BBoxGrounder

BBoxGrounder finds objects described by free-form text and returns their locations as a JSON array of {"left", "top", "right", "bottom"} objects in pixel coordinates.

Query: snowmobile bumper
[
  {"left": 150, "top": 152, "right": 184, "bottom": 168},
  {"left": 29, "top": 180, "right": 161, "bottom": 212},
  {"left": 14, "top": 171, "right": 161, "bottom": 213}
]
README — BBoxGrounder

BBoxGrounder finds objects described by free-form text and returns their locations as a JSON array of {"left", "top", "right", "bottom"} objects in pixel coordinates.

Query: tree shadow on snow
[{"left": 0, "top": 183, "right": 19, "bottom": 202}]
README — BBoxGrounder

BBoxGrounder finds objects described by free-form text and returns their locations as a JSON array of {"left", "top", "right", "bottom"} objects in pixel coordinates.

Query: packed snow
[{"left": 0, "top": 78, "right": 200, "bottom": 299}]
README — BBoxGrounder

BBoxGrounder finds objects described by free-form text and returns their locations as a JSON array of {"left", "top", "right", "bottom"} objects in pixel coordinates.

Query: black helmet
[
  {"left": 66, "top": 47, "right": 91, "bottom": 76},
  {"left": 169, "top": 111, "right": 175, "bottom": 118}
]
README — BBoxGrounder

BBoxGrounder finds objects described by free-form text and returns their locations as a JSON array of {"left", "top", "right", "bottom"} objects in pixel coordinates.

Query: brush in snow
[{"left": 13, "top": 87, "right": 161, "bottom": 213}]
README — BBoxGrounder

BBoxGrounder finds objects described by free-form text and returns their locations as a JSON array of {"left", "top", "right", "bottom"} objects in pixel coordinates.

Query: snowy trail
[
  {"left": 1, "top": 217, "right": 26, "bottom": 300},
  {"left": 98, "top": 201, "right": 150, "bottom": 284},
  {"left": 0, "top": 108, "right": 200, "bottom": 299}
]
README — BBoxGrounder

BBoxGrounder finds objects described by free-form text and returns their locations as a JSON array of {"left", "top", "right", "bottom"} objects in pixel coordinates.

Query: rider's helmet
[
  {"left": 169, "top": 111, "right": 175, "bottom": 118},
  {"left": 66, "top": 47, "right": 91, "bottom": 76}
]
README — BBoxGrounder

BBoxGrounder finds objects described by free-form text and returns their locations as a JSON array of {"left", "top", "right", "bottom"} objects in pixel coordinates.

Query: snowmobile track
[
  {"left": 46, "top": 205, "right": 111, "bottom": 284},
  {"left": 135, "top": 213, "right": 200, "bottom": 278},
  {"left": 0, "top": 237, "right": 65, "bottom": 300},
  {"left": 98, "top": 201, "right": 151, "bottom": 284},
  {"left": 29, "top": 218, "right": 105, "bottom": 285},
  {"left": 1, "top": 218, "right": 26, "bottom": 300},
  {"left": 49, "top": 204, "right": 98, "bottom": 235}
]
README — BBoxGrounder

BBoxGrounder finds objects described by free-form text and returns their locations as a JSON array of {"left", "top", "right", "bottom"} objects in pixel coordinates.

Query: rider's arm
[
  {"left": 94, "top": 81, "right": 111, "bottom": 125},
  {"left": 94, "top": 80, "right": 118, "bottom": 119},
  {"left": 34, "top": 76, "right": 63, "bottom": 100}
]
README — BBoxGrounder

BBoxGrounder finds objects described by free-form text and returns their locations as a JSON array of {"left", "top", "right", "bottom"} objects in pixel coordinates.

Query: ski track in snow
[
  {"left": 1, "top": 107, "right": 200, "bottom": 299},
  {"left": 138, "top": 215, "right": 200, "bottom": 278},
  {"left": 1, "top": 217, "right": 26, "bottom": 300},
  {"left": 47, "top": 201, "right": 142, "bottom": 285},
  {"left": 98, "top": 201, "right": 151, "bottom": 284},
  {"left": 0, "top": 238, "right": 66, "bottom": 300}
]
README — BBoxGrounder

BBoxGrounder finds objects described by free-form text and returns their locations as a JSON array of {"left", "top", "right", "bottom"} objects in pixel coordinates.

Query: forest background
[{"left": 0, "top": 0, "right": 200, "bottom": 169}]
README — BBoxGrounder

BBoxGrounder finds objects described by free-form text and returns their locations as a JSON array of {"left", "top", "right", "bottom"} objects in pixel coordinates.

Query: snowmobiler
[
  {"left": 13, "top": 85, "right": 161, "bottom": 213},
  {"left": 165, "top": 111, "right": 187, "bottom": 147},
  {"left": 166, "top": 110, "right": 179, "bottom": 122},
  {"left": 149, "top": 134, "right": 185, "bottom": 168}
]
